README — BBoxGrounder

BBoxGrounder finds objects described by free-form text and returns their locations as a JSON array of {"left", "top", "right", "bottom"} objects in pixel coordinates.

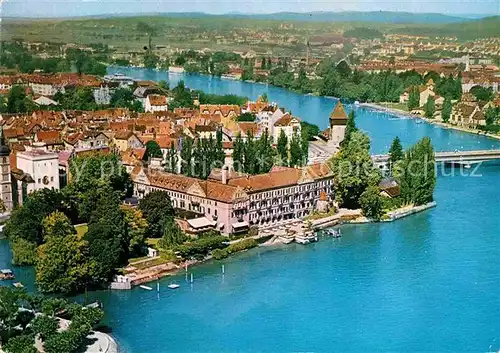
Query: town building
[
  {"left": 131, "top": 162, "right": 335, "bottom": 235},
  {"left": 145, "top": 95, "right": 169, "bottom": 113},
  {"left": 13, "top": 150, "right": 60, "bottom": 205},
  {"left": 113, "top": 131, "right": 143, "bottom": 151}
]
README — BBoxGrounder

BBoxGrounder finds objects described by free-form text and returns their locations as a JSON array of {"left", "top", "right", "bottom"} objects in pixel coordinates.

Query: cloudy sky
[{"left": 1, "top": 0, "right": 499, "bottom": 18}]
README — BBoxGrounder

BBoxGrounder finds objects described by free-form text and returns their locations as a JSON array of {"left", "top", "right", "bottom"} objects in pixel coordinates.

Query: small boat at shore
[
  {"left": 168, "top": 284, "right": 180, "bottom": 289},
  {"left": 326, "top": 229, "right": 342, "bottom": 238},
  {"left": 12, "top": 282, "right": 24, "bottom": 288},
  {"left": 0, "top": 269, "right": 15, "bottom": 280}
]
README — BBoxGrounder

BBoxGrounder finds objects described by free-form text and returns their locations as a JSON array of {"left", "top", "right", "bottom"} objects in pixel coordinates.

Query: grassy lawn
[
  {"left": 132, "top": 257, "right": 171, "bottom": 270},
  {"left": 74, "top": 224, "right": 88, "bottom": 238},
  {"left": 146, "top": 238, "right": 160, "bottom": 247},
  {"left": 378, "top": 102, "right": 409, "bottom": 112}
]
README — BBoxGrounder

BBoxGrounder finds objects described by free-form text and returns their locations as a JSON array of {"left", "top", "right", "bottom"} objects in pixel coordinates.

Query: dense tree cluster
[
  {"left": 394, "top": 137, "right": 436, "bottom": 206},
  {"left": 177, "top": 130, "right": 226, "bottom": 179},
  {"left": 329, "top": 130, "right": 382, "bottom": 210},
  {"left": 0, "top": 287, "right": 104, "bottom": 353},
  {"left": 4, "top": 153, "right": 146, "bottom": 294}
]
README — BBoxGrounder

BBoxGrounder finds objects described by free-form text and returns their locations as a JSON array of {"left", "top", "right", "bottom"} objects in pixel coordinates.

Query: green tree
[
  {"left": 276, "top": 129, "right": 289, "bottom": 166},
  {"left": 424, "top": 96, "right": 436, "bottom": 119},
  {"left": 10, "top": 238, "right": 37, "bottom": 266},
  {"left": 243, "top": 131, "right": 256, "bottom": 174},
  {"left": 6, "top": 85, "right": 33, "bottom": 114},
  {"left": 165, "top": 142, "right": 178, "bottom": 173},
  {"left": 407, "top": 87, "right": 420, "bottom": 110},
  {"left": 36, "top": 212, "right": 97, "bottom": 293},
  {"left": 470, "top": 85, "right": 494, "bottom": 102},
  {"left": 180, "top": 137, "right": 194, "bottom": 176},
  {"left": 388, "top": 136, "right": 404, "bottom": 168},
  {"left": 442, "top": 96, "right": 452, "bottom": 123},
  {"left": 69, "top": 153, "right": 132, "bottom": 197},
  {"left": 359, "top": 185, "right": 384, "bottom": 221},
  {"left": 3, "top": 335, "right": 37, "bottom": 353},
  {"left": 158, "top": 216, "right": 186, "bottom": 249},
  {"left": 256, "top": 128, "right": 274, "bottom": 173},
  {"left": 344, "top": 110, "right": 358, "bottom": 145},
  {"left": 84, "top": 190, "right": 127, "bottom": 282},
  {"left": 289, "top": 132, "right": 303, "bottom": 167},
  {"left": 329, "top": 131, "right": 381, "bottom": 209},
  {"left": 485, "top": 106, "right": 498, "bottom": 126},
  {"left": 145, "top": 140, "right": 163, "bottom": 159},
  {"left": 5, "top": 189, "right": 64, "bottom": 263},
  {"left": 232, "top": 133, "right": 244, "bottom": 172},
  {"left": 30, "top": 315, "right": 59, "bottom": 341},
  {"left": 121, "top": 205, "right": 148, "bottom": 256},
  {"left": 138, "top": 190, "right": 174, "bottom": 238},
  {"left": 395, "top": 137, "right": 436, "bottom": 206},
  {"left": 41, "top": 211, "right": 74, "bottom": 240}
]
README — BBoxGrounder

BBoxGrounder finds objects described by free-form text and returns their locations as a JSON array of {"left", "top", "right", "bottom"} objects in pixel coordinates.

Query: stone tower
[
  {"left": 329, "top": 101, "right": 348, "bottom": 148},
  {"left": 0, "top": 127, "right": 12, "bottom": 211}
]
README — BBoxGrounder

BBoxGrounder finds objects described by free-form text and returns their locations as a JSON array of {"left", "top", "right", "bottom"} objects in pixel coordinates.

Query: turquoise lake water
[{"left": 1, "top": 67, "right": 500, "bottom": 352}]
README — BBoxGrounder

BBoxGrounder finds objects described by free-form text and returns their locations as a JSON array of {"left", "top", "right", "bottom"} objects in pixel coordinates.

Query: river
[{"left": 1, "top": 67, "right": 500, "bottom": 352}]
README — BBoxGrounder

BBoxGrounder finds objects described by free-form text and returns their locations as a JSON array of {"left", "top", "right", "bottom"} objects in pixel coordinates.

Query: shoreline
[
  {"left": 122, "top": 203, "right": 436, "bottom": 288},
  {"left": 360, "top": 102, "right": 500, "bottom": 141}
]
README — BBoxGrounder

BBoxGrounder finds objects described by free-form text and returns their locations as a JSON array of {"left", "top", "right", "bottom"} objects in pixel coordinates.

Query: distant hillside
[
  {"left": 9, "top": 11, "right": 482, "bottom": 24},
  {"left": 214, "top": 11, "right": 476, "bottom": 24},
  {"left": 395, "top": 16, "right": 500, "bottom": 39}
]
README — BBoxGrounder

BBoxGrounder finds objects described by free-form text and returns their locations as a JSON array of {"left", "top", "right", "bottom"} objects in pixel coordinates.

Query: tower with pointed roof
[
  {"left": 329, "top": 101, "right": 348, "bottom": 148},
  {"left": 0, "top": 127, "right": 12, "bottom": 211}
]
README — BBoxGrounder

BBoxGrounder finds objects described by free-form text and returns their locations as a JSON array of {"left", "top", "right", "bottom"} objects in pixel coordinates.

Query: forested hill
[
  {"left": 395, "top": 16, "right": 500, "bottom": 40},
  {"left": 224, "top": 11, "right": 479, "bottom": 24}
]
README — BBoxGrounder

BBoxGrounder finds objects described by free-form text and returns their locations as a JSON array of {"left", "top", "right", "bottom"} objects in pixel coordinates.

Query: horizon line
[{"left": 1, "top": 10, "right": 495, "bottom": 20}]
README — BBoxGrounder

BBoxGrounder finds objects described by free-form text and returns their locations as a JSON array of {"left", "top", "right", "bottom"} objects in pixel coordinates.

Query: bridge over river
[{"left": 372, "top": 149, "right": 500, "bottom": 171}]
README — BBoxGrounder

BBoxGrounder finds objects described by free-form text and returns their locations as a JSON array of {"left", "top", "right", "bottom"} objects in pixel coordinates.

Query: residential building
[
  {"left": 145, "top": 95, "right": 169, "bottom": 113},
  {"left": 113, "top": 131, "right": 143, "bottom": 151}
]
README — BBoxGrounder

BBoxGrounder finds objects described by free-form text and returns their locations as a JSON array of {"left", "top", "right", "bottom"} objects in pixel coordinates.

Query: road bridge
[{"left": 372, "top": 149, "right": 500, "bottom": 171}]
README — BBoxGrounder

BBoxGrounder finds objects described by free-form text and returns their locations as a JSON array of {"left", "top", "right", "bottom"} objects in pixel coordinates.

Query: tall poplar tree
[
  {"left": 344, "top": 110, "right": 357, "bottom": 145},
  {"left": 424, "top": 96, "right": 436, "bottom": 119},
  {"left": 277, "top": 130, "right": 289, "bottom": 166},
  {"left": 165, "top": 142, "right": 178, "bottom": 174},
  {"left": 289, "top": 132, "right": 303, "bottom": 167},
  {"left": 244, "top": 131, "right": 256, "bottom": 174},
  {"left": 233, "top": 133, "right": 244, "bottom": 172},
  {"left": 442, "top": 97, "right": 452, "bottom": 123},
  {"left": 180, "top": 137, "right": 194, "bottom": 176}
]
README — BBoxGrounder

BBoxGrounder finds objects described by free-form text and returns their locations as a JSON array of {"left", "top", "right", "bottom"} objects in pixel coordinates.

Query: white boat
[
  {"left": 326, "top": 229, "right": 342, "bottom": 238},
  {"left": 168, "top": 284, "right": 180, "bottom": 289},
  {"left": 139, "top": 285, "right": 153, "bottom": 290},
  {"left": 12, "top": 282, "right": 24, "bottom": 288}
]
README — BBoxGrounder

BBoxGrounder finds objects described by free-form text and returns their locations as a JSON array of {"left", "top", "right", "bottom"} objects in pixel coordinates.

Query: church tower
[
  {"left": 329, "top": 101, "right": 348, "bottom": 148},
  {"left": 0, "top": 127, "right": 12, "bottom": 211}
]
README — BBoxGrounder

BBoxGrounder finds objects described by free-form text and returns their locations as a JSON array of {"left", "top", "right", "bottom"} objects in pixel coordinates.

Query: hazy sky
[{"left": 1, "top": 0, "right": 499, "bottom": 18}]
